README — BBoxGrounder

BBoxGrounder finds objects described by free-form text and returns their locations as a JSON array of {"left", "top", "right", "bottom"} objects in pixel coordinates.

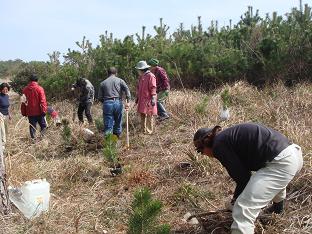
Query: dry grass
[{"left": 0, "top": 81, "right": 311, "bottom": 233}]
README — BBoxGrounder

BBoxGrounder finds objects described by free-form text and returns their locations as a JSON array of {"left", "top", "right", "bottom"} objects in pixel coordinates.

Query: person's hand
[
  {"left": 151, "top": 96, "right": 156, "bottom": 106},
  {"left": 225, "top": 198, "right": 236, "bottom": 211},
  {"left": 125, "top": 102, "right": 130, "bottom": 111},
  {"left": 8, "top": 114, "right": 12, "bottom": 120},
  {"left": 135, "top": 98, "right": 138, "bottom": 105}
]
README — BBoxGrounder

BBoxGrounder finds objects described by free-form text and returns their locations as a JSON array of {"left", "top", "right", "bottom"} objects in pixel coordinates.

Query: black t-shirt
[{"left": 212, "top": 123, "right": 291, "bottom": 199}]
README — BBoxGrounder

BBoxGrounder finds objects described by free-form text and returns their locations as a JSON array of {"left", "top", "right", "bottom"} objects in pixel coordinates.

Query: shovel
[{"left": 126, "top": 101, "right": 130, "bottom": 148}]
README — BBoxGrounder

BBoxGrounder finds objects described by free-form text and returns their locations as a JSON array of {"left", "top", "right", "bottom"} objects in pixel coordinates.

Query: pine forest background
[{"left": 1, "top": 3, "right": 312, "bottom": 98}]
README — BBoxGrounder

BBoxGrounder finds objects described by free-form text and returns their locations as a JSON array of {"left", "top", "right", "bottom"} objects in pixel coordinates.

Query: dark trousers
[
  {"left": 78, "top": 102, "right": 93, "bottom": 123},
  {"left": 28, "top": 115, "right": 47, "bottom": 139}
]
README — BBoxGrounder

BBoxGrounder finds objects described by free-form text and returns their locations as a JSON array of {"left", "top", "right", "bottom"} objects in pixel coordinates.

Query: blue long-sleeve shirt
[{"left": 0, "top": 93, "right": 10, "bottom": 115}]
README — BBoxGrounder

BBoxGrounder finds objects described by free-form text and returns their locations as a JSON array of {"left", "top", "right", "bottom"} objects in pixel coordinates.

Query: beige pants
[
  {"left": 231, "top": 144, "right": 303, "bottom": 234},
  {"left": 140, "top": 113, "right": 154, "bottom": 134}
]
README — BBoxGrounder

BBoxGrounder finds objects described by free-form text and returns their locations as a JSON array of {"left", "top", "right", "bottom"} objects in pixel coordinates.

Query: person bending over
[{"left": 193, "top": 122, "right": 303, "bottom": 234}]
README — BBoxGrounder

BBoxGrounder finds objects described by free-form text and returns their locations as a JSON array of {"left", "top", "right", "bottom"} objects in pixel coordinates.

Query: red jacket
[{"left": 21, "top": 81, "right": 47, "bottom": 116}]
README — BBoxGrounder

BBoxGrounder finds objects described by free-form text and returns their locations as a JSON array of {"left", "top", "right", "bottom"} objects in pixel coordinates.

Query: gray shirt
[{"left": 98, "top": 75, "right": 131, "bottom": 102}]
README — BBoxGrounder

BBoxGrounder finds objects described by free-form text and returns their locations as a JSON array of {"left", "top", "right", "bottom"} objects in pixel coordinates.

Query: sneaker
[{"left": 266, "top": 200, "right": 284, "bottom": 214}]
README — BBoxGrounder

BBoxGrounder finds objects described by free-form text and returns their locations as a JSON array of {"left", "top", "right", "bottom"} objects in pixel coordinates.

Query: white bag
[{"left": 220, "top": 108, "right": 230, "bottom": 121}]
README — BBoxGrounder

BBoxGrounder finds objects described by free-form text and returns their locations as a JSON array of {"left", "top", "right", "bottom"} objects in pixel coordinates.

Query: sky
[{"left": 0, "top": 0, "right": 309, "bottom": 62}]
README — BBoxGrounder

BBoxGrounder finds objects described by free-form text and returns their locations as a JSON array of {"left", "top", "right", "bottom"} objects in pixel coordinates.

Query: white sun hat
[{"left": 135, "top": 60, "right": 151, "bottom": 70}]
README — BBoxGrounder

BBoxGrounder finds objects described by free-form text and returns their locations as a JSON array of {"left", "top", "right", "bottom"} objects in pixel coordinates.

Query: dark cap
[
  {"left": 193, "top": 128, "right": 213, "bottom": 142},
  {"left": 30, "top": 74, "right": 38, "bottom": 81}
]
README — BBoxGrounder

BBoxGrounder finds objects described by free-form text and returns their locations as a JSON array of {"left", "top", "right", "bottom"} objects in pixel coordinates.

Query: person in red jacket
[{"left": 21, "top": 74, "right": 48, "bottom": 139}]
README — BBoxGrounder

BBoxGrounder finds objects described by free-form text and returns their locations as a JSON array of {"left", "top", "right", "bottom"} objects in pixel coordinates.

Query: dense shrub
[{"left": 8, "top": 3, "right": 312, "bottom": 99}]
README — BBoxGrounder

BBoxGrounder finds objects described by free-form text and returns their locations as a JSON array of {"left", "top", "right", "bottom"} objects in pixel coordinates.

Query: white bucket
[{"left": 9, "top": 179, "right": 50, "bottom": 219}]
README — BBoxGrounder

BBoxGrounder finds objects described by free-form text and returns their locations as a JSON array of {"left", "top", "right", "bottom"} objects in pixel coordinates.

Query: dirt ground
[{"left": 0, "top": 81, "right": 311, "bottom": 234}]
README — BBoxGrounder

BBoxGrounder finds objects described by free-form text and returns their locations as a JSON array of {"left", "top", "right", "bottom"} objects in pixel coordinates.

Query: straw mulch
[{"left": 0, "top": 81, "right": 311, "bottom": 233}]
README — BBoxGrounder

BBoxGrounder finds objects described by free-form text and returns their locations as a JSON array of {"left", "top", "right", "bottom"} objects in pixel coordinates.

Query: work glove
[
  {"left": 151, "top": 96, "right": 156, "bottom": 106},
  {"left": 225, "top": 197, "right": 236, "bottom": 211},
  {"left": 125, "top": 101, "right": 130, "bottom": 111}
]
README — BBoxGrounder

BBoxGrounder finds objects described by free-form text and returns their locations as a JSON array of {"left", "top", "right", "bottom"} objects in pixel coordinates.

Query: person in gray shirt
[
  {"left": 98, "top": 67, "right": 131, "bottom": 137},
  {"left": 72, "top": 77, "right": 94, "bottom": 124}
]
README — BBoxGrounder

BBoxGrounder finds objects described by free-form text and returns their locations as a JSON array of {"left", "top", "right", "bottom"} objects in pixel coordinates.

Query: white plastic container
[
  {"left": 220, "top": 107, "right": 230, "bottom": 121},
  {"left": 9, "top": 179, "right": 50, "bottom": 219}
]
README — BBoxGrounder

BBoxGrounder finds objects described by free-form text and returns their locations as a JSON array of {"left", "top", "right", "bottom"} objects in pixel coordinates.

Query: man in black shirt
[{"left": 194, "top": 123, "right": 303, "bottom": 234}]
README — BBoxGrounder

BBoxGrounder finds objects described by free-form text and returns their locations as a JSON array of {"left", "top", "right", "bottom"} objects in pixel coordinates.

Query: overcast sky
[{"left": 0, "top": 0, "right": 309, "bottom": 62}]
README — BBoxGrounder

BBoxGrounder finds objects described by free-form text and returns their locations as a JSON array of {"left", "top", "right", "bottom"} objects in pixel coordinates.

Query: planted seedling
[
  {"left": 128, "top": 187, "right": 170, "bottom": 234},
  {"left": 61, "top": 118, "right": 73, "bottom": 151},
  {"left": 103, "top": 133, "right": 122, "bottom": 176}
]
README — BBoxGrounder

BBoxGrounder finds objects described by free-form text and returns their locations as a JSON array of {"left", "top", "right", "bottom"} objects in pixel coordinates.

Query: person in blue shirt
[{"left": 0, "top": 83, "right": 11, "bottom": 149}]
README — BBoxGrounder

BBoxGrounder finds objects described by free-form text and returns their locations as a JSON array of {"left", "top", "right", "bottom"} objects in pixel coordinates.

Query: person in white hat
[{"left": 135, "top": 61, "right": 157, "bottom": 134}]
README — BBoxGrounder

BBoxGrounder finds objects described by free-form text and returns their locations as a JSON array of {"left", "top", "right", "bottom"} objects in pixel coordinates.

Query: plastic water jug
[{"left": 9, "top": 179, "right": 50, "bottom": 219}]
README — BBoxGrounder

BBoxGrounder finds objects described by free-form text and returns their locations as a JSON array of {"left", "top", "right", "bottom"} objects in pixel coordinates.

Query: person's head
[
  {"left": 148, "top": 58, "right": 159, "bottom": 67},
  {"left": 135, "top": 61, "right": 150, "bottom": 75},
  {"left": 0, "top": 83, "right": 10, "bottom": 94},
  {"left": 193, "top": 126, "right": 222, "bottom": 156},
  {"left": 76, "top": 77, "right": 86, "bottom": 87},
  {"left": 108, "top": 67, "right": 117, "bottom": 76},
  {"left": 29, "top": 74, "right": 38, "bottom": 82}
]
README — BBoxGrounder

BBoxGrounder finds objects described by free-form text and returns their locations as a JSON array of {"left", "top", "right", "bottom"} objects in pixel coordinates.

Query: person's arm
[
  {"left": 120, "top": 80, "right": 131, "bottom": 102},
  {"left": 39, "top": 87, "right": 47, "bottom": 114},
  {"left": 214, "top": 145, "right": 251, "bottom": 200},
  {"left": 79, "top": 87, "right": 88, "bottom": 103},
  {"left": 88, "top": 85, "right": 95, "bottom": 102},
  {"left": 149, "top": 74, "right": 157, "bottom": 106},
  {"left": 98, "top": 84, "right": 104, "bottom": 102},
  {"left": 20, "top": 92, "right": 27, "bottom": 116},
  {"left": 158, "top": 68, "right": 170, "bottom": 90}
]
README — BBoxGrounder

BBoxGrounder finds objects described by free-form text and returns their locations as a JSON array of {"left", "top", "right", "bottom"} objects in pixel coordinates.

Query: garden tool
[{"left": 126, "top": 101, "right": 130, "bottom": 148}]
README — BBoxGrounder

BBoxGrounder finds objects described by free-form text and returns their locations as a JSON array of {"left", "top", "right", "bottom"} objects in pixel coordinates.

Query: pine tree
[
  {"left": 128, "top": 187, "right": 170, "bottom": 234},
  {"left": 61, "top": 119, "right": 72, "bottom": 146},
  {"left": 103, "top": 133, "right": 119, "bottom": 167}
]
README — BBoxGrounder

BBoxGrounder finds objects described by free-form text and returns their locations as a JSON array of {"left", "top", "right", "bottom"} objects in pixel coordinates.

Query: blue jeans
[
  {"left": 103, "top": 100, "right": 123, "bottom": 137},
  {"left": 157, "top": 101, "right": 169, "bottom": 118},
  {"left": 157, "top": 90, "right": 169, "bottom": 118},
  {"left": 28, "top": 115, "right": 47, "bottom": 139}
]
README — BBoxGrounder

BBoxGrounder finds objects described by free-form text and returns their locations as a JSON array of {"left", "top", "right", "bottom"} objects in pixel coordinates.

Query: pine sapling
[
  {"left": 220, "top": 88, "right": 231, "bottom": 109},
  {"left": 128, "top": 187, "right": 170, "bottom": 234},
  {"left": 95, "top": 118, "right": 104, "bottom": 133},
  {"left": 61, "top": 119, "right": 72, "bottom": 150},
  {"left": 103, "top": 133, "right": 121, "bottom": 176},
  {"left": 195, "top": 96, "right": 209, "bottom": 115}
]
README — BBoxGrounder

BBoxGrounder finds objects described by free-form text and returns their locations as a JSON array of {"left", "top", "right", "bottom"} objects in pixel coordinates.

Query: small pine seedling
[
  {"left": 103, "top": 133, "right": 119, "bottom": 167},
  {"left": 95, "top": 118, "right": 104, "bottom": 133},
  {"left": 195, "top": 96, "right": 209, "bottom": 115},
  {"left": 220, "top": 88, "right": 231, "bottom": 109},
  {"left": 61, "top": 118, "right": 71, "bottom": 145},
  {"left": 128, "top": 187, "right": 170, "bottom": 234}
]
